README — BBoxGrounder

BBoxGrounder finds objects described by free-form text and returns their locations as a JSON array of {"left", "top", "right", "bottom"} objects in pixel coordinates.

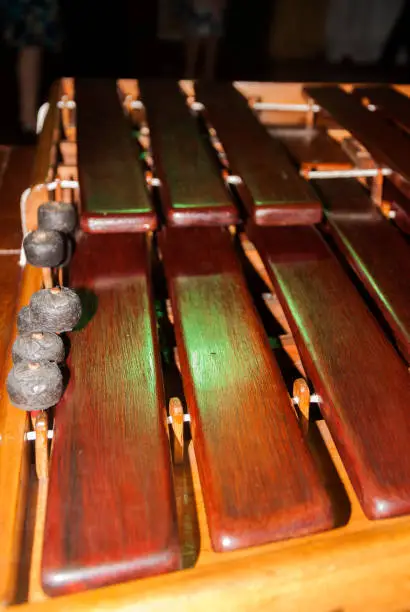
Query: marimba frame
[{"left": 1, "top": 79, "right": 410, "bottom": 611}]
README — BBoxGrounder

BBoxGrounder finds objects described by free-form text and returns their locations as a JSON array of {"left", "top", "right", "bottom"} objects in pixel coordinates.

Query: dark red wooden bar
[
  {"left": 250, "top": 223, "right": 410, "bottom": 520},
  {"left": 42, "top": 233, "right": 180, "bottom": 596},
  {"left": 276, "top": 128, "right": 410, "bottom": 362},
  {"left": 160, "top": 225, "right": 334, "bottom": 552},
  {"left": 139, "top": 80, "right": 238, "bottom": 227},
  {"left": 195, "top": 82, "right": 322, "bottom": 225},
  {"left": 274, "top": 128, "right": 351, "bottom": 172},
  {"left": 354, "top": 86, "right": 410, "bottom": 133},
  {"left": 305, "top": 86, "right": 410, "bottom": 181},
  {"left": 75, "top": 79, "right": 156, "bottom": 233}
]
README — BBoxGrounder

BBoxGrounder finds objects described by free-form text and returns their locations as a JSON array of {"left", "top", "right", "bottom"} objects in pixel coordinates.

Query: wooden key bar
[
  {"left": 195, "top": 82, "right": 321, "bottom": 225},
  {"left": 354, "top": 86, "right": 410, "bottom": 133},
  {"left": 305, "top": 86, "right": 410, "bottom": 181},
  {"left": 315, "top": 179, "right": 410, "bottom": 362},
  {"left": 250, "top": 224, "right": 410, "bottom": 520},
  {"left": 75, "top": 79, "right": 156, "bottom": 233},
  {"left": 139, "top": 80, "right": 237, "bottom": 227},
  {"left": 274, "top": 128, "right": 352, "bottom": 173},
  {"left": 160, "top": 225, "right": 333, "bottom": 552},
  {"left": 277, "top": 129, "right": 410, "bottom": 361},
  {"left": 41, "top": 233, "right": 180, "bottom": 596}
]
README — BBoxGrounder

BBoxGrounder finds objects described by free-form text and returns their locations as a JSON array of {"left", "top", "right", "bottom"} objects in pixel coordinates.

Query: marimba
[{"left": 0, "top": 78, "right": 410, "bottom": 611}]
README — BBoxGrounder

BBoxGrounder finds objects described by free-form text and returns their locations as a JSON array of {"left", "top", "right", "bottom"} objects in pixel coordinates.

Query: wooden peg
[
  {"left": 55, "top": 180, "right": 63, "bottom": 202},
  {"left": 306, "top": 98, "right": 315, "bottom": 129},
  {"left": 169, "top": 397, "right": 184, "bottom": 465},
  {"left": 173, "top": 347, "right": 181, "bottom": 374},
  {"left": 371, "top": 168, "right": 384, "bottom": 208},
  {"left": 31, "top": 411, "right": 49, "bottom": 480},
  {"left": 29, "top": 410, "right": 50, "bottom": 602},
  {"left": 42, "top": 267, "right": 53, "bottom": 289},
  {"left": 293, "top": 377, "right": 311, "bottom": 435},
  {"left": 380, "top": 200, "right": 393, "bottom": 219},
  {"left": 166, "top": 299, "right": 174, "bottom": 325}
]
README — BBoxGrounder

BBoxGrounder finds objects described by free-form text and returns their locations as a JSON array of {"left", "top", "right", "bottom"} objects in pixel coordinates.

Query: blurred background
[{"left": 1, "top": 0, "right": 410, "bottom": 141}]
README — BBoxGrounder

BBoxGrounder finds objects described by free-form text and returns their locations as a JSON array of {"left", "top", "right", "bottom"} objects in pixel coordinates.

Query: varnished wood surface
[
  {"left": 4, "top": 222, "right": 410, "bottom": 611},
  {"left": 160, "top": 226, "right": 333, "bottom": 552},
  {"left": 311, "top": 178, "right": 410, "bottom": 361},
  {"left": 0, "top": 147, "right": 36, "bottom": 250},
  {"left": 274, "top": 128, "right": 351, "bottom": 171},
  {"left": 0, "top": 266, "right": 42, "bottom": 604},
  {"left": 277, "top": 129, "right": 410, "bottom": 358},
  {"left": 41, "top": 233, "right": 180, "bottom": 596},
  {"left": 305, "top": 86, "right": 410, "bottom": 181},
  {"left": 13, "top": 425, "right": 410, "bottom": 612},
  {"left": 250, "top": 223, "right": 410, "bottom": 520},
  {"left": 75, "top": 79, "right": 156, "bottom": 232},
  {"left": 312, "top": 176, "right": 374, "bottom": 215},
  {"left": 354, "top": 86, "right": 410, "bottom": 133},
  {"left": 139, "top": 81, "right": 237, "bottom": 227},
  {"left": 195, "top": 82, "right": 321, "bottom": 225},
  {"left": 0, "top": 256, "right": 21, "bottom": 374}
]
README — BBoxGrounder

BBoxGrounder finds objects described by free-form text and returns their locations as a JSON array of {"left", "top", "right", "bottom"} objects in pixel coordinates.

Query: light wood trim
[
  {"left": 25, "top": 81, "right": 62, "bottom": 232},
  {"left": 0, "top": 266, "right": 42, "bottom": 604}
]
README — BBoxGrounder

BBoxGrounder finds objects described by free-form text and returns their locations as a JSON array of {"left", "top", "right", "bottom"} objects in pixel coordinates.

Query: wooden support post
[{"left": 169, "top": 398, "right": 184, "bottom": 465}]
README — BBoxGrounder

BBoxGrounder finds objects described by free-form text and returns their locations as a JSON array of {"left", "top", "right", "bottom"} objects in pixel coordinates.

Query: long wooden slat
[
  {"left": 250, "top": 223, "right": 410, "bottom": 520},
  {"left": 273, "top": 128, "right": 351, "bottom": 173},
  {"left": 0, "top": 147, "right": 36, "bottom": 251},
  {"left": 354, "top": 86, "right": 410, "bottom": 133},
  {"left": 311, "top": 178, "right": 410, "bottom": 361},
  {"left": 277, "top": 129, "right": 410, "bottom": 361},
  {"left": 305, "top": 86, "right": 410, "bottom": 181},
  {"left": 41, "top": 233, "right": 180, "bottom": 596},
  {"left": 195, "top": 82, "right": 322, "bottom": 225},
  {"left": 160, "top": 225, "right": 333, "bottom": 552},
  {"left": 75, "top": 79, "right": 156, "bottom": 233},
  {"left": 139, "top": 80, "right": 238, "bottom": 227},
  {"left": 0, "top": 266, "right": 41, "bottom": 604}
]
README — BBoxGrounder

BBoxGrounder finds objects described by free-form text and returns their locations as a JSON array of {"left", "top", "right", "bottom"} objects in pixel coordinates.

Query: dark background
[{"left": 0, "top": 0, "right": 409, "bottom": 142}]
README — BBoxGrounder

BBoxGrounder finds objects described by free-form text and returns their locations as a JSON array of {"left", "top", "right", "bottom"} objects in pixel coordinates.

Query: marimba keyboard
[{"left": 0, "top": 79, "right": 409, "bottom": 611}]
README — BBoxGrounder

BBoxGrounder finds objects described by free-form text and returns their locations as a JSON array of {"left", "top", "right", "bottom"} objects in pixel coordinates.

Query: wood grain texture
[
  {"left": 274, "top": 128, "right": 351, "bottom": 172},
  {"left": 305, "top": 86, "right": 410, "bottom": 181},
  {"left": 41, "top": 233, "right": 180, "bottom": 596},
  {"left": 195, "top": 82, "right": 321, "bottom": 225},
  {"left": 160, "top": 226, "right": 333, "bottom": 552},
  {"left": 0, "top": 147, "right": 36, "bottom": 250},
  {"left": 75, "top": 79, "right": 156, "bottom": 232},
  {"left": 354, "top": 86, "right": 410, "bottom": 133},
  {"left": 0, "top": 256, "right": 21, "bottom": 375},
  {"left": 0, "top": 265, "right": 42, "bottom": 604},
  {"left": 311, "top": 178, "right": 410, "bottom": 362},
  {"left": 278, "top": 131, "right": 410, "bottom": 358},
  {"left": 250, "top": 223, "right": 410, "bottom": 520},
  {"left": 139, "top": 80, "right": 237, "bottom": 227}
]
